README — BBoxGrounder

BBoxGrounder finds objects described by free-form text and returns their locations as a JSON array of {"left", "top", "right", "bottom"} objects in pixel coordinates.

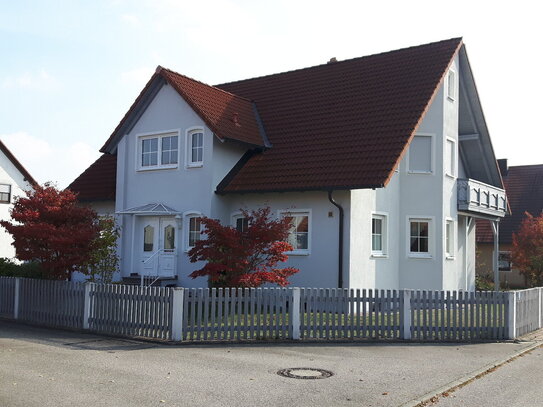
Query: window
[
  {"left": 445, "top": 138, "right": 456, "bottom": 177},
  {"left": 371, "top": 213, "right": 388, "bottom": 257},
  {"left": 0, "top": 184, "right": 11, "bottom": 204},
  {"left": 235, "top": 217, "right": 249, "bottom": 233},
  {"left": 409, "top": 218, "right": 431, "bottom": 257},
  {"left": 408, "top": 135, "right": 433, "bottom": 173},
  {"left": 280, "top": 210, "right": 310, "bottom": 254},
  {"left": 138, "top": 131, "right": 179, "bottom": 170},
  {"left": 445, "top": 219, "right": 454, "bottom": 258},
  {"left": 164, "top": 225, "right": 175, "bottom": 251},
  {"left": 447, "top": 70, "right": 456, "bottom": 100},
  {"left": 143, "top": 225, "right": 154, "bottom": 252},
  {"left": 499, "top": 251, "right": 512, "bottom": 272},
  {"left": 188, "top": 216, "right": 202, "bottom": 249},
  {"left": 187, "top": 130, "right": 204, "bottom": 167}
]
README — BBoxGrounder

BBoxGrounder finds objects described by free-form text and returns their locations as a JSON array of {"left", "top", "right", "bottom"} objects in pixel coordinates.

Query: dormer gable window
[{"left": 137, "top": 130, "right": 179, "bottom": 171}]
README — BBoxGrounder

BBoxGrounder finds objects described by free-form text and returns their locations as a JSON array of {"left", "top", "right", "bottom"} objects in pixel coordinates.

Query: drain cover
[{"left": 277, "top": 368, "right": 334, "bottom": 379}]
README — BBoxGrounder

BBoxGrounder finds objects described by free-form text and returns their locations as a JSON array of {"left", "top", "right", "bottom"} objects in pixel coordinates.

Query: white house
[
  {"left": 69, "top": 38, "right": 506, "bottom": 290},
  {"left": 0, "top": 140, "right": 36, "bottom": 259}
]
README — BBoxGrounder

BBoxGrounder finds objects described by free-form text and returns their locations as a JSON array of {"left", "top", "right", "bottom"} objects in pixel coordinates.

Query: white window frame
[
  {"left": 278, "top": 209, "right": 311, "bottom": 256},
  {"left": 445, "top": 217, "right": 455, "bottom": 260},
  {"left": 445, "top": 137, "right": 457, "bottom": 179},
  {"left": 447, "top": 69, "right": 456, "bottom": 101},
  {"left": 0, "top": 183, "right": 11, "bottom": 204},
  {"left": 371, "top": 212, "right": 388, "bottom": 258},
  {"left": 183, "top": 211, "right": 203, "bottom": 252},
  {"left": 407, "top": 216, "right": 434, "bottom": 259},
  {"left": 186, "top": 127, "right": 204, "bottom": 168},
  {"left": 136, "top": 129, "right": 180, "bottom": 171},
  {"left": 407, "top": 133, "right": 434, "bottom": 175}
]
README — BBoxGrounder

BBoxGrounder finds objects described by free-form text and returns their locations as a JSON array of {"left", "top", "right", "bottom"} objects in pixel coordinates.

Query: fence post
[
  {"left": 507, "top": 291, "right": 517, "bottom": 339},
  {"left": 401, "top": 290, "right": 412, "bottom": 340},
  {"left": 291, "top": 288, "right": 301, "bottom": 340},
  {"left": 171, "top": 288, "right": 184, "bottom": 341},
  {"left": 83, "top": 282, "right": 93, "bottom": 330},
  {"left": 13, "top": 278, "right": 20, "bottom": 320},
  {"left": 537, "top": 287, "right": 543, "bottom": 329}
]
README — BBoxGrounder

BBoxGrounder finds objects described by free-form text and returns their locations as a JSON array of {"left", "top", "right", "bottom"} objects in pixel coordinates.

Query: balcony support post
[{"left": 491, "top": 220, "right": 500, "bottom": 291}]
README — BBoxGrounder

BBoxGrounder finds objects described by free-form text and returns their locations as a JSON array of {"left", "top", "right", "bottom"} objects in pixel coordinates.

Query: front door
[{"left": 139, "top": 216, "right": 177, "bottom": 277}]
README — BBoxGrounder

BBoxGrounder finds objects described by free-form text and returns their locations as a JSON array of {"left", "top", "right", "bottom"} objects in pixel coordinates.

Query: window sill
[
  {"left": 446, "top": 255, "right": 455, "bottom": 261},
  {"left": 186, "top": 163, "right": 203, "bottom": 169},
  {"left": 371, "top": 253, "right": 388, "bottom": 259},
  {"left": 407, "top": 171, "right": 433, "bottom": 175},
  {"left": 445, "top": 173, "right": 456, "bottom": 180},
  {"left": 137, "top": 165, "right": 178, "bottom": 172},
  {"left": 408, "top": 253, "right": 432, "bottom": 259},
  {"left": 447, "top": 96, "right": 455, "bottom": 102},
  {"left": 285, "top": 251, "right": 310, "bottom": 256}
]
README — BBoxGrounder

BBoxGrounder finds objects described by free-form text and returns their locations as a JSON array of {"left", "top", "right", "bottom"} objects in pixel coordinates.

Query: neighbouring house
[
  {"left": 69, "top": 38, "right": 507, "bottom": 290},
  {"left": 0, "top": 140, "right": 36, "bottom": 259},
  {"left": 476, "top": 160, "right": 543, "bottom": 288}
]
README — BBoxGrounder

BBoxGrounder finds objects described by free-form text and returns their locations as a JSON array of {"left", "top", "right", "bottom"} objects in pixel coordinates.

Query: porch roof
[{"left": 116, "top": 203, "right": 180, "bottom": 215}]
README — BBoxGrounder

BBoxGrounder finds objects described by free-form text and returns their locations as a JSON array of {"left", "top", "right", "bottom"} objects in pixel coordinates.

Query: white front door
[
  {"left": 158, "top": 217, "right": 177, "bottom": 277},
  {"left": 139, "top": 216, "right": 177, "bottom": 277},
  {"left": 140, "top": 217, "right": 159, "bottom": 276}
]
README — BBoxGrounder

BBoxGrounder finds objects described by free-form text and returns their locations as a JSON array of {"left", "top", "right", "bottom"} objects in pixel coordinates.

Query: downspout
[{"left": 328, "top": 190, "right": 344, "bottom": 288}]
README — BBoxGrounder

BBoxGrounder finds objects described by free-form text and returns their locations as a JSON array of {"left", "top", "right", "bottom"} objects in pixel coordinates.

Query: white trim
[
  {"left": 371, "top": 211, "right": 388, "bottom": 258},
  {"left": 445, "top": 217, "right": 455, "bottom": 260},
  {"left": 278, "top": 209, "right": 312, "bottom": 256},
  {"left": 185, "top": 127, "right": 205, "bottom": 168},
  {"left": 135, "top": 129, "right": 181, "bottom": 172},
  {"left": 445, "top": 137, "right": 457, "bottom": 179},
  {"left": 407, "top": 133, "right": 434, "bottom": 175},
  {"left": 406, "top": 216, "right": 434, "bottom": 259},
  {"left": 447, "top": 69, "right": 456, "bottom": 101},
  {"left": 182, "top": 210, "right": 203, "bottom": 252}
]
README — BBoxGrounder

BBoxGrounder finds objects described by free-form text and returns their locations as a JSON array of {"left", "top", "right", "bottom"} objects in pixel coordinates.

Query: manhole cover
[{"left": 277, "top": 368, "right": 334, "bottom": 379}]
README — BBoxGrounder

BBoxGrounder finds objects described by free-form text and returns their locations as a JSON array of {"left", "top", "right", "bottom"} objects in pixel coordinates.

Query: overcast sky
[{"left": 1, "top": 0, "right": 541, "bottom": 188}]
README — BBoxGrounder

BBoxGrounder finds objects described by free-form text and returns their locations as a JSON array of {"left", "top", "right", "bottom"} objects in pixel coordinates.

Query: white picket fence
[{"left": 1, "top": 277, "right": 542, "bottom": 342}]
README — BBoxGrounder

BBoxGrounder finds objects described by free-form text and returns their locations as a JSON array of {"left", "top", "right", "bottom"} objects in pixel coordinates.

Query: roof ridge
[
  {"left": 508, "top": 163, "right": 543, "bottom": 169},
  {"left": 216, "top": 37, "right": 463, "bottom": 87},
  {"left": 158, "top": 66, "right": 254, "bottom": 103}
]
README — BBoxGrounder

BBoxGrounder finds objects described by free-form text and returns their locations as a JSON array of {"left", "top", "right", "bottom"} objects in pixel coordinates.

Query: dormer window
[
  {"left": 187, "top": 129, "right": 204, "bottom": 167},
  {"left": 137, "top": 130, "right": 179, "bottom": 171}
]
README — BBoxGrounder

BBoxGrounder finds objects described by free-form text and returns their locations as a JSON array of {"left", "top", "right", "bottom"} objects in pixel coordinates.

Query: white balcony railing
[{"left": 457, "top": 178, "right": 507, "bottom": 217}]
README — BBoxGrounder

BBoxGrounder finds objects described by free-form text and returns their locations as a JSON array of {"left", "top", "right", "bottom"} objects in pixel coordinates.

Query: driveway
[{"left": 0, "top": 321, "right": 540, "bottom": 407}]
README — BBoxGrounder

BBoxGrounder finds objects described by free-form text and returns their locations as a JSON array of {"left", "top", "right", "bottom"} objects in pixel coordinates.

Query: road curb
[{"left": 398, "top": 340, "right": 543, "bottom": 407}]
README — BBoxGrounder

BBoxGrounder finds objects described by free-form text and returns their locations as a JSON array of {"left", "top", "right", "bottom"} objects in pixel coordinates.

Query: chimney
[
  {"left": 327, "top": 57, "right": 338, "bottom": 64},
  {"left": 497, "top": 158, "right": 508, "bottom": 177}
]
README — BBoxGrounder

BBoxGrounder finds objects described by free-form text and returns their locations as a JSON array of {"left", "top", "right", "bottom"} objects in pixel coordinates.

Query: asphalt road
[
  {"left": 434, "top": 346, "right": 543, "bottom": 407},
  {"left": 0, "top": 321, "right": 539, "bottom": 407}
]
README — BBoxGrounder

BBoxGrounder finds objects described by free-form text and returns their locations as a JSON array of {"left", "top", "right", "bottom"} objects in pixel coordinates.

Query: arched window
[
  {"left": 143, "top": 225, "right": 154, "bottom": 252},
  {"left": 164, "top": 225, "right": 175, "bottom": 251}
]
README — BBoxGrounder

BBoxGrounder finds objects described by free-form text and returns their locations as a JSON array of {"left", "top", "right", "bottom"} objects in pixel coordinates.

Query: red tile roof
[
  {"left": 0, "top": 140, "right": 37, "bottom": 186},
  {"left": 477, "top": 164, "right": 543, "bottom": 244},
  {"left": 73, "top": 38, "right": 464, "bottom": 199},
  {"left": 68, "top": 154, "right": 116, "bottom": 201},
  {"left": 100, "top": 67, "right": 266, "bottom": 153},
  {"left": 216, "top": 38, "right": 462, "bottom": 193}
]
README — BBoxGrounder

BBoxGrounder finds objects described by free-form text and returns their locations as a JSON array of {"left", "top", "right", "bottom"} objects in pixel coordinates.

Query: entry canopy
[{"left": 117, "top": 203, "right": 181, "bottom": 216}]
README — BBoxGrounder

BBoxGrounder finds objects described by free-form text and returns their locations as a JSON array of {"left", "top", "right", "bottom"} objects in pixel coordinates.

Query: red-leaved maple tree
[
  {"left": 0, "top": 183, "right": 100, "bottom": 280},
  {"left": 512, "top": 212, "right": 543, "bottom": 287},
  {"left": 188, "top": 207, "right": 299, "bottom": 287}
]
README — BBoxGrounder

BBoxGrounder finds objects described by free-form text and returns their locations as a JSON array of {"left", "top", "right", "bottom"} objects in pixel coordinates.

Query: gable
[{"left": 0, "top": 140, "right": 36, "bottom": 188}]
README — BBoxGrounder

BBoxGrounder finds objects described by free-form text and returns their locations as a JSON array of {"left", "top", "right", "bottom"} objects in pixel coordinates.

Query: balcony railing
[{"left": 457, "top": 178, "right": 507, "bottom": 218}]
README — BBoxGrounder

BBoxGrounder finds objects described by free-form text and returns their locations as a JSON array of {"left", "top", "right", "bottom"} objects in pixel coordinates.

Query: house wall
[
  {"left": 115, "top": 83, "right": 246, "bottom": 283},
  {"left": 0, "top": 151, "right": 33, "bottom": 259},
  {"left": 348, "top": 55, "right": 468, "bottom": 291},
  {"left": 477, "top": 242, "right": 527, "bottom": 288}
]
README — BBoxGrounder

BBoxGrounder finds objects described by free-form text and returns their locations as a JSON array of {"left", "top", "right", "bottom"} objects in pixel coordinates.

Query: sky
[{"left": 1, "top": 0, "right": 542, "bottom": 188}]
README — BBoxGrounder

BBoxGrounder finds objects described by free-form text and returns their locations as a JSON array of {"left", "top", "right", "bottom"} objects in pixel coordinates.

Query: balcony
[{"left": 457, "top": 178, "right": 507, "bottom": 218}]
